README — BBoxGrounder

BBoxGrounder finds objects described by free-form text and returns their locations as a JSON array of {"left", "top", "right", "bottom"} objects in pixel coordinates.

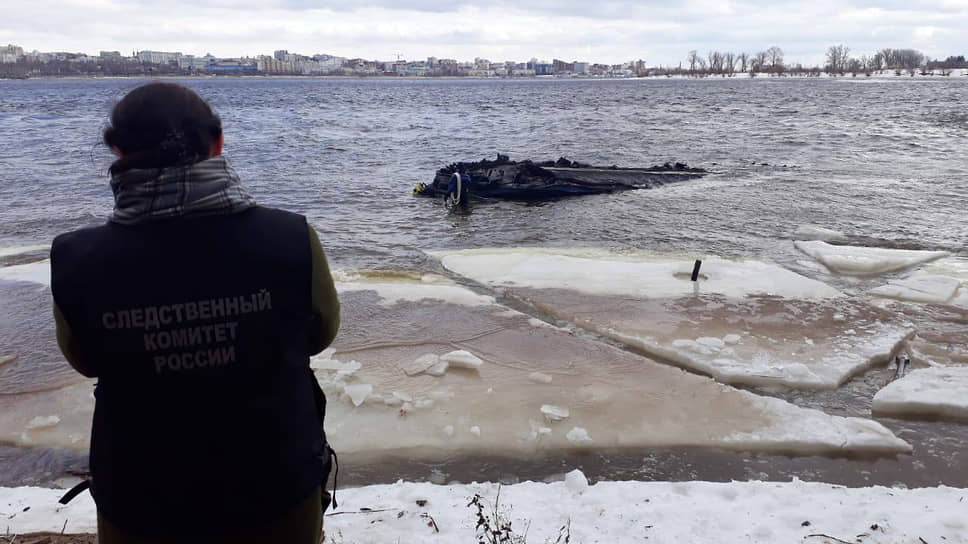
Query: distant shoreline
[{"left": 3, "top": 69, "right": 967, "bottom": 82}]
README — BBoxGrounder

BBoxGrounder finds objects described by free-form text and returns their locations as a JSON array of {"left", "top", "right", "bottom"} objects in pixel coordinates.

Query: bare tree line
[{"left": 669, "top": 45, "right": 964, "bottom": 78}]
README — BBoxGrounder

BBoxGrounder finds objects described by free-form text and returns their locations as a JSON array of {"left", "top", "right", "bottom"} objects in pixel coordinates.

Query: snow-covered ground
[
  {"left": 3, "top": 476, "right": 966, "bottom": 543},
  {"left": 432, "top": 248, "right": 913, "bottom": 389},
  {"left": 874, "top": 366, "right": 968, "bottom": 420}
]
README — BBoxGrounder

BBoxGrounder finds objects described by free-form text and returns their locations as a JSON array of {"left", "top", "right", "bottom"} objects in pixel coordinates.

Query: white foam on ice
[
  {"left": 432, "top": 248, "right": 843, "bottom": 299},
  {"left": 4, "top": 480, "right": 964, "bottom": 543},
  {"left": 795, "top": 241, "right": 948, "bottom": 276},
  {"left": 0, "top": 259, "right": 51, "bottom": 287},
  {"left": 873, "top": 366, "right": 968, "bottom": 420}
]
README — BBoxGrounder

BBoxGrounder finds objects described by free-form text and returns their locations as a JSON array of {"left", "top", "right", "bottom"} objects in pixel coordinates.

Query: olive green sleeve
[
  {"left": 53, "top": 303, "right": 97, "bottom": 378},
  {"left": 308, "top": 224, "right": 340, "bottom": 354}
]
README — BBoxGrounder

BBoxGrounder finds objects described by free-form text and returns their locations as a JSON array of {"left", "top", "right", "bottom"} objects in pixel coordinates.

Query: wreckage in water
[{"left": 413, "top": 155, "right": 707, "bottom": 201}]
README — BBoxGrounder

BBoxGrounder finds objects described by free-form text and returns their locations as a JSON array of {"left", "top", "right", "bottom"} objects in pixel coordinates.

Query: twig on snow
[{"left": 805, "top": 533, "right": 854, "bottom": 544}]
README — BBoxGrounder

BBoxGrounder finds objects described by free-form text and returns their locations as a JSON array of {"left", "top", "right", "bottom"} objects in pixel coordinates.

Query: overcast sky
[{"left": 4, "top": 0, "right": 966, "bottom": 66}]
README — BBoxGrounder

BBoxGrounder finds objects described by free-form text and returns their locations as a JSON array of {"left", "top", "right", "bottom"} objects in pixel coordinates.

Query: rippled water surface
[
  {"left": 1, "top": 77, "right": 966, "bottom": 266},
  {"left": 0, "top": 77, "right": 966, "bottom": 487}
]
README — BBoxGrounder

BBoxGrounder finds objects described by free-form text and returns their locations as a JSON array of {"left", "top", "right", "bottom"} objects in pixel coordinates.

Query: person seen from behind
[{"left": 50, "top": 81, "right": 340, "bottom": 543}]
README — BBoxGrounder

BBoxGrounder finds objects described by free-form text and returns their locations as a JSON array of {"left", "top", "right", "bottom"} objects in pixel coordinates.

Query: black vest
[{"left": 51, "top": 207, "right": 329, "bottom": 538}]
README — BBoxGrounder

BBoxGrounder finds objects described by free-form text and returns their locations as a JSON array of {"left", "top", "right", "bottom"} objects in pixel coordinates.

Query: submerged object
[{"left": 414, "top": 154, "right": 707, "bottom": 201}]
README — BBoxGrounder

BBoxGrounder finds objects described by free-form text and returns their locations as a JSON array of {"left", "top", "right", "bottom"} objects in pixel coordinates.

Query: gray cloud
[{"left": 4, "top": 0, "right": 966, "bottom": 65}]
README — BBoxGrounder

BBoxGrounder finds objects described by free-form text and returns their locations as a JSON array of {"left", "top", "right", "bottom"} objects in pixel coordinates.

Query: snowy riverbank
[{"left": 3, "top": 475, "right": 966, "bottom": 543}]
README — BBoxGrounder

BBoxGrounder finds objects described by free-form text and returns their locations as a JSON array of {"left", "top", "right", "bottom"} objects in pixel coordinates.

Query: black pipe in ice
[{"left": 691, "top": 259, "right": 702, "bottom": 282}]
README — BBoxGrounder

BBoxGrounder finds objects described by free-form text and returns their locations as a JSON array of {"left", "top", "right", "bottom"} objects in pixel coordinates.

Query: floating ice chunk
[
  {"left": 404, "top": 354, "right": 440, "bottom": 376},
  {"left": 696, "top": 337, "right": 725, "bottom": 350},
  {"left": 726, "top": 394, "right": 911, "bottom": 453},
  {"left": 383, "top": 395, "right": 403, "bottom": 407},
  {"left": 392, "top": 391, "right": 413, "bottom": 403},
  {"left": 415, "top": 398, "right": 435, "bottom": 409},
  {"left": 520, "top": 419, "right": 554, "bottom": 442},
  {"left": 0, "top": 260, "right": 51, "bottom": 287},
  {"left": 530, "top": 419, "right": 553, "bottom": 437},
  {"left": 25, "top": 415, "right": 60, "bottom": 430},
  {"left": 566, "top": 427, "right": 592, "bottom": 443},
  {"left": 425, "top": 360, "right": 449, "bottom": 376},
  {"left": 343, "top": 384, "right": 372, "bottom": 407},
  {"left": 434, "top": 249, "right": 912, "bottom": 389},
  {"left": 442, "top": 425, "right": 455, "bottom": 437},
  {"left": 311, "top": 357, "right": 361, "bottom": 373},
  {"left": 540, "top": 404, "right": 569, "bottom": 422},
  {"left": 793, "top": 225, "right": 845, "bottom": 241},
  {"left": 873, "top": 367, "right": 968, "bottom": 420},
  {"left": 470, "top": 426, "right": 481, "bottom": 437},
  {"left": 564, "top": 469, "right": 589, "bottom": 494},
  {"left": 528, "top": 371, "right": 553, "bottom": 384},
  {"left": 795, "top": 241, "right": 948, "bottom": 276},
  {"left": 870, "top": 275, "right": 962, "bottom": 304},
  {"left": 440, "top": 350, "right": 483, "bottom": 370},
  {"left": 429, "top": 390, "right": 455, "bottom": 401}
]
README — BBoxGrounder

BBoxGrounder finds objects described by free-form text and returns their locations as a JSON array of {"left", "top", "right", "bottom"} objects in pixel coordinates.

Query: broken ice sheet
[
  {"left": 432, "top": 249, "right": 913, "bottom": 389},
  {"left": 2, "top": 272, "right": 911, "bottom": 456},
  {"left": 873, "top": 366, "right": 968, "bottom": 421},
  {"left": 319, "top": 273, "right": 909, "bottom": 459},
  {"left": 795, "top": 241, "right": 948, "bottom": 276},
  {"left": 869, "top": 275, "right": 961, "bottom": 304}
]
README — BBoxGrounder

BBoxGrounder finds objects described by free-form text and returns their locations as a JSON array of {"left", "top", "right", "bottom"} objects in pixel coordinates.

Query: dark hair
[{"left": 104, "top": 82, "right": 222, "bottom": 174}]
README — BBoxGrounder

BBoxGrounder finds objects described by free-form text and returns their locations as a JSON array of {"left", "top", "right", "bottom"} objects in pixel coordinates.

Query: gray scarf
[{"left": 110, "top": 156, "right": 257, "bottom": 225}]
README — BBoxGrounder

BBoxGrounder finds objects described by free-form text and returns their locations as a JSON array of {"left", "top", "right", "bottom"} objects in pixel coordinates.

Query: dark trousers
[{"left": 97, "top": 486, "right": 324, "bottom": 544}]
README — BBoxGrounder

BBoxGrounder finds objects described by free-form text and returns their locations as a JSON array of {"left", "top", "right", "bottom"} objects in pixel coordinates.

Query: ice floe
[
  {"left": 0, "top": 259, "right": 51, "bottom": 287},
  {"left": 870, "top": 275, "right": 962, "bottom": 304},
  {"left": 433, "top": 248, "right": 842, "bottom": 299},
  {"left": 0, "top": 245, "right": 48, "bottom": 258},
  {"left": 3, "top": 479, "right": 964, "bottom": 543},
  {"left": 795, "top": 241, "right": 948, "bottom": 276},
  {"left": 433, "top": 248, "right": 913, "bottom": 389},
  {"left": 793, "top": 225, "right": 845, "bottom": 241},
  {"left": 0, "top": 379, "right": 95, "bottom": 449},
  {"left": 873, "top": 366, "right": 968, "bottom": 421},
  {"left": 0, "top": 273, "right": 912, "bottom": 457},
  {"left": 312, "top": 273, "right": 909, "bottom": 456}
]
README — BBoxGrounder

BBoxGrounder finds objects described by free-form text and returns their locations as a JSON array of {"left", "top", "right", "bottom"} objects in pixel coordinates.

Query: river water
[{"left": 0, "top": 76, "right": 966, "bottom": 487}]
